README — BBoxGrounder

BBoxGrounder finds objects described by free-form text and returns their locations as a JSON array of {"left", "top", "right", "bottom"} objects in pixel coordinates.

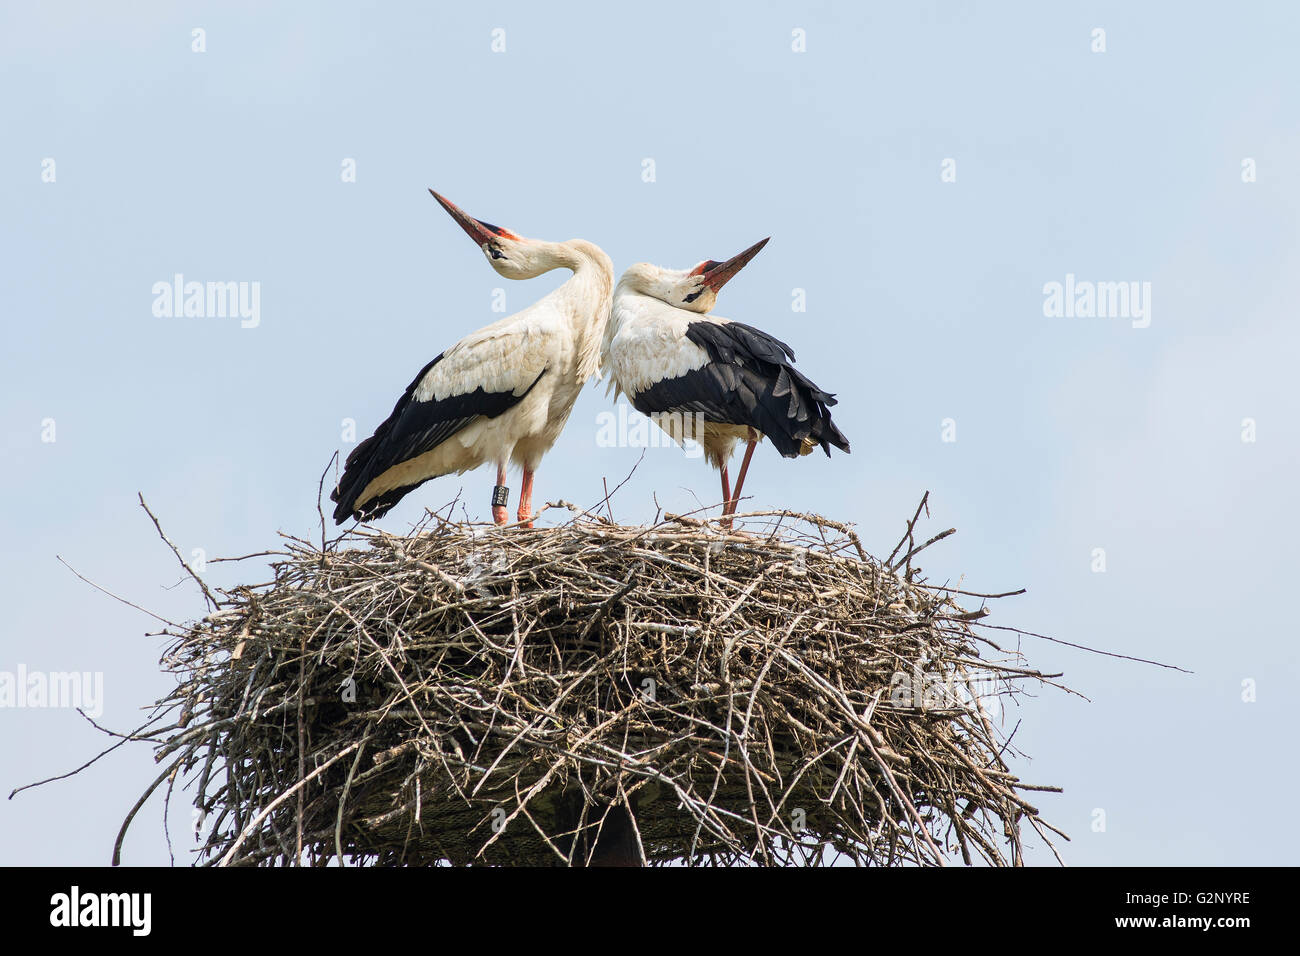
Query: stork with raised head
[
  {"left": 331, "top": 190, "right": 613, "bottom": 527},
  {"left": 601, "top": 238, "right": 849, "bottom": 522}
]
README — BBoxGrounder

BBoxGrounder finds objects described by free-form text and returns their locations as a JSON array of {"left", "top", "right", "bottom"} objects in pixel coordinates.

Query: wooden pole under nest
[{"left": 558, "top": 793, "right": 641, "bottom": 867}]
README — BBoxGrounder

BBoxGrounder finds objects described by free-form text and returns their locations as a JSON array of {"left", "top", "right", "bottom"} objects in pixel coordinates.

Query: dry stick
[
  {"left": 139, "top": 493, "right": 218, "bottom": 611},
  {"left": 206, "top": 550, "right": 283, "bottom": 564},
  {"left": 56, "top": 556, "right": 179, "bottom": 628},
  {"left": 887, "top": 492, "right": 930, "bottom": 567},
  {"left": 76, "top": 707, "right": 180, "bottom": 744},
  {"left": 934, "top": 584, "right": 1028, "bottom": 599},
  {"left": 972, "top": 621, "right": 1190, "bottom": 672},
  {"left": 9, "top": 712, "right": 165, "bottom": 799},
  {"left": 317, "top": 450, "right": 339, "bottom": 558},
  {"left": 892, "top": 527, "right": 957, "bottom": 574},
  {"left": 112, "top": 759, "right": 183, "bottom": 866},
  {"left": 588, "top": 450, "right": 645, "bottom": 525},
  {"left": 334, "top": 729, "right": 373, "bottom": 866},
  {"left": 162, "top": 753, "right": 183, "bottom": 867}
]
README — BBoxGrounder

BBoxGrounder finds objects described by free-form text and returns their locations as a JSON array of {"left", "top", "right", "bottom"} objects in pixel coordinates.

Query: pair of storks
[{"left": 331, "top": 191, "right": 849, "bottom": 528}]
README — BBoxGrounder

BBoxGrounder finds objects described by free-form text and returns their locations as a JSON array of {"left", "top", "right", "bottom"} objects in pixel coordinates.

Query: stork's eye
[
  {"left": 489, "top": 244, "right": 506, "bottom": 260},
  {"left": 683, "top": 289, "right": 703, "bottom": 303}
]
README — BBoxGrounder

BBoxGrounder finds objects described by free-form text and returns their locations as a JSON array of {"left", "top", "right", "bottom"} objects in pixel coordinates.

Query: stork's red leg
[
  {"left": 719, "top": 465, "right": 731, "bottom": 524},
  {"left": 492, "top": 463, "right": 509, "bottom": 526},
  {"left": 517, "top": 468, "right": 535, "bottom": 529},
  {"left": 729, "top": 439, "right": 758, "bottom": 517}
]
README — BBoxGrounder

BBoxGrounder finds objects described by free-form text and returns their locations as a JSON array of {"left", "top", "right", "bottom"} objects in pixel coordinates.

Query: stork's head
[
  {"left": 620, "top": 238, "right": 769, "bottom": 313},
  {"left": 429, "top": 189, "right": 554, "bottom": 280}
]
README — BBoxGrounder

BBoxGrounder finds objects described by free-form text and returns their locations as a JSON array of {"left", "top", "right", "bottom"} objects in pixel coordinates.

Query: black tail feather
[{"left": 680, "top": 320, "right": 851, "bottom": 459}]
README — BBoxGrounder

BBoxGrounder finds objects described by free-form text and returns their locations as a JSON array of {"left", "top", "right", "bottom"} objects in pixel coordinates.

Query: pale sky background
[{"left": 2, "top": 1, "right": 1297, "bottom": 866}]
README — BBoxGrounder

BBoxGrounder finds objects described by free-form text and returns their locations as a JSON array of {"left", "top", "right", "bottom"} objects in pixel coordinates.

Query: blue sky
[{"left": 2, "top": 1, "right": 1297, "bottom": 865}]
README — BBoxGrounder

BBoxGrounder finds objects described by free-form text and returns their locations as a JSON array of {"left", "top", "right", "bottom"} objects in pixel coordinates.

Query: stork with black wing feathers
[
  {"left": 601, "top": 238, "right": 849, "bottom": 521},
  {"left": 331, "top": 191, "right": 613, "bottom": 527}
]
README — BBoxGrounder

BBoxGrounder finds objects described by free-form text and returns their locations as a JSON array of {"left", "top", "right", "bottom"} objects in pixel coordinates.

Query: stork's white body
[
  {"left": 353, "top": 243, "right": 612, "bottom": 509},
  {"left": 603, "top": 285, "right": 752, "bottom": 467}
]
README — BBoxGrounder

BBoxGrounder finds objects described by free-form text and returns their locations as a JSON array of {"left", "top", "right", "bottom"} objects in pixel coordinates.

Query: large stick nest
[{"left": 137, "top": 500, "right": 1068, "bottom": 867}]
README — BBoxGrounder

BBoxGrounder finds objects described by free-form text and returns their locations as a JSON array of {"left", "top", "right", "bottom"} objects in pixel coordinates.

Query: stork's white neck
[
  {"left": 533, "top": 238, "right": 614, "bottom": 382},
  {"left": 533, "top": 237, "right": 611, "bottom": 310},
  {"left": 604, "top": 275, "right": 696, "bottom": 352},
  {"left": 537, "top": 238, "right": 610, "bottom": 276}
]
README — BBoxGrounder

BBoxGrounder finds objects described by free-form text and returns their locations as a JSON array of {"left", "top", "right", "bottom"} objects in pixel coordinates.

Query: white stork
[
  {"left": 331, "top": 190, "right": 613, "bottom": 527},
  {"left": 601, "top": 238, "right": 849, "bottom": 521}
]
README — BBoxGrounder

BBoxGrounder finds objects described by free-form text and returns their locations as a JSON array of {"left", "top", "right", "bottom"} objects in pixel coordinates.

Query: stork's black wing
[
  {"left": 629, "top": 320, "right": 850, "bottom": 458},
  {"left": 331, "top": 353, "right": 544, "bottom": 524}
]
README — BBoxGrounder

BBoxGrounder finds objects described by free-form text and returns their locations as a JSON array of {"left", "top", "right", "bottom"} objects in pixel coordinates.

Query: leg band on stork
[{"left": 491, "top": 462, "right": 510, "bottom": 526}]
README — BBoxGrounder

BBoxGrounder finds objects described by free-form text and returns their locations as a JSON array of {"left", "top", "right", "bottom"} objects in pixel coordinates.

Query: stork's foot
[
  {"left": 492, "top": 506, "right": 509, "bottom": 526},
  {"left": 516, "top": 511, "right": 534, "bottom": 529}
]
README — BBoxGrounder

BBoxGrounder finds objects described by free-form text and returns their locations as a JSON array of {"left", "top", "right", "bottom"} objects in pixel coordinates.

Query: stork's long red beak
[
  {"left": 429, "top": 189, "right": 518, "bottom": 246},
  {"left": 692, "top": 237, "right": 770, "bottom": 293}
]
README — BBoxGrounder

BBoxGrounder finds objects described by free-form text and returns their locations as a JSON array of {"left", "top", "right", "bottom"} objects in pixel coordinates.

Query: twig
[{"left": 138, "top": 494, "right": 219, "bottom": 611}]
